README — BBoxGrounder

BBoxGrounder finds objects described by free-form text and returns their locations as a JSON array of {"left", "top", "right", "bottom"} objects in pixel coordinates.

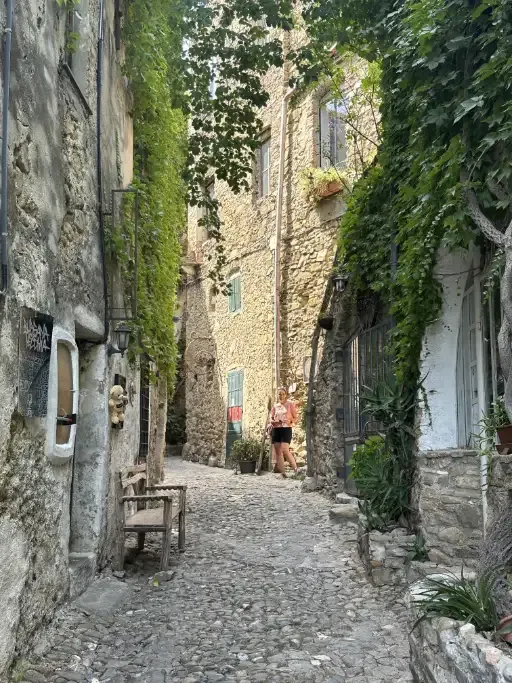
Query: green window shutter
[{"left": 228, "top": 276, "right": 241, "bottom": 313}]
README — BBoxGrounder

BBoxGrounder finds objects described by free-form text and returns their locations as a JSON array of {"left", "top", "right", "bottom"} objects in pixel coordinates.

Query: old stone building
[
  {"left": 0, "top": 0, "right": 166, "bottom": 675},
  {"left": 312, "top": 242, "right": 501, "bottom": 563},
  {"left": 183, "top": 47, "right": 375, "bottom": 466}
]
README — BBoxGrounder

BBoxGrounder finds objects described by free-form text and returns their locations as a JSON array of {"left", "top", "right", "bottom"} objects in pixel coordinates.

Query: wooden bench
[{"left": 114, "top": 464, "right": 186, "bottom": 571}]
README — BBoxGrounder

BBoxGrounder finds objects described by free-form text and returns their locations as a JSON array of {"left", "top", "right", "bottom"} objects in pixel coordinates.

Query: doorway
[{"left": 226, "top": 369, "right": 244, "bottom": 466}]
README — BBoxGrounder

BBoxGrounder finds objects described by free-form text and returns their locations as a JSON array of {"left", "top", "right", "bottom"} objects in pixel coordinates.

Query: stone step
[
  {"left": 328, "top": 504, "right": 359, "bottom": 525},
  {"left": 406, "top": 560, "right": 476, "bottom": 585},
  {"left": 335, "top": 492, "right": 359, "bottom": 505}
]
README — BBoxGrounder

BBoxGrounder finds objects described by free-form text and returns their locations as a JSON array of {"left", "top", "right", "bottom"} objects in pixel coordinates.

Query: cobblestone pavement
[{"left": 18, "top": 460, "right": 413, "bottom": 683}]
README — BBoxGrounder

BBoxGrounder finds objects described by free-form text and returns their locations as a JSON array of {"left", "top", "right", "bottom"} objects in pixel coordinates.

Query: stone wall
[
  {"left": 358, "top": 523, "right": 416, "bottom": 587},
  {"left": 0, "top": 0, "right": 138, "bottom": 674},
  {"left": 409, "top": 614, "right": 512, "bottom": 683},
  {"left": 310, "top": 289, "right": 358, "bottom": 491},
  {"left": 416, "top": 450, "right": 483, "bottom": 567},
  {"left": 185, "top": 51, "right": 346, "bottom": 464}
]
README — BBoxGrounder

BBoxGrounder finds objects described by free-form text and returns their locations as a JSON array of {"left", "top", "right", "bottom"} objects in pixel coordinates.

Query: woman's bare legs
[
  {"left": 273, "top": 443, "right": 286, "bottom": 476},
  {"left": 282, "top": 442, "right": 297, "bottom": 472}
]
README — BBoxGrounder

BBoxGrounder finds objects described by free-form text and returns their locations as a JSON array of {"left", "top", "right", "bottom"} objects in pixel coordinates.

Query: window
[
  {"left": 46, "top": 328, "right": 79, "bottom": 464},
  {"left": 343, "top": 319, "right": 394, "bottom": 438},
  {"left": 259, "top": 138, "right": 271, "bottom": 197},
  {"left": 208, "top": 59, "right": 218, "bottom": 99},
  {"left": 255, "top": 17, "right": 269, "bottom": 45},
  {"left": 228, "top": 274, "right": 241, "bottom": 313},
  {"left": 226, "top": 369, "right": 244, "bottom": 462},
  {"left": 56, "top": 343, "right": 74, "bottom": 445},
  {"left": 209, "top": 287, "right": 217, "bottom": 313},
  {"left": 198, "top": 178, "right": 215, "bottom": 243},
  {"left": 319, "top": 98, "right": 347, "bottom": 169},
  {"left": 65, "top": 0, "right": 89, "bottom": 95}
]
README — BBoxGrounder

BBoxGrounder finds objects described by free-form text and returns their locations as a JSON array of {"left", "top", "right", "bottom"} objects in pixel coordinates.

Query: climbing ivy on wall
[
  {"left": 295, "top": 0, "right": 512, "bottom": 390},
  {"left": 118, "top": 0, "right": 187, "bottom": 382}
]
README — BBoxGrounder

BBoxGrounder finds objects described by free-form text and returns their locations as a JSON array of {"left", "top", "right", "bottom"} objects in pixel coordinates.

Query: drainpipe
[
  {"left": 97, "top": 0, "right": 109, "bottom": 343},
  {"left": 0, "top": 0, "right": 13, "bottom": 295},
  {"left": 273, "top": 87, "right": 294, "bottom": 393}
]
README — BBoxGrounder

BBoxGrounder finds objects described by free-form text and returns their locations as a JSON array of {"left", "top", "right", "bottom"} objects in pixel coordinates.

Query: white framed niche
[{"left": 46, "top": 327, "right": 79, "bottom": 465}]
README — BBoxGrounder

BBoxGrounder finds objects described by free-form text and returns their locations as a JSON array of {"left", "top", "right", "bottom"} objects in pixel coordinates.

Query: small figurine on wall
[{"left": 109, "top": 384, "right": 128, "bottom": 427}]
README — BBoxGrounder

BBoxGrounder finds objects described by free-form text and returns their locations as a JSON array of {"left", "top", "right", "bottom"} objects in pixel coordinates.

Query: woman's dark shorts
[{"left": 272, "top": 427, "right": 292, "bottom": 444}]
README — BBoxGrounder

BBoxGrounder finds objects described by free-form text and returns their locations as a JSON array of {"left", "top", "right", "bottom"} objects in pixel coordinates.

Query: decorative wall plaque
[{"left": 18, "top": 308, "right": 53, "bottom": 417}]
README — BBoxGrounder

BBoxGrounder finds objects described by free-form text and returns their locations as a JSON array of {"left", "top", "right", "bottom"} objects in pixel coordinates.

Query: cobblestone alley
[{"left": 19, "top": 460, "right": 413, "bottom": 683}]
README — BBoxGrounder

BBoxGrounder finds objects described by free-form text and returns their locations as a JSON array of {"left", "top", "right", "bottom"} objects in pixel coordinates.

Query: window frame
[
  {"left": 259, "top": 137, "right": 271, "bottom": 198},
  {"left": 228, "top": 274, "right": 242, "bottom": 314},
  {"left": 46, "top": 327, "right": 79, "bottom": 465},
  {"left": 319, "top": 97, "right": 347, "bottom": 170}
]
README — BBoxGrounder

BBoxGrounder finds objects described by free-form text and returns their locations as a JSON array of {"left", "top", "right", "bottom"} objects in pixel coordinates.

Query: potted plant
[
  {"left": 299, "top": 167, "right": 351, "bottom": 204},
  {"left": 478, "top": 397, "right": 512, "bottom": 454},
  {"left": 318, "top": 312, "right": 334, "bottom": 330},
  {"left": 494, "top": 397, "right": 512, "bottom": 446},
  {"left": 231, "top": 437, "right": 261, "bottom": 474}
]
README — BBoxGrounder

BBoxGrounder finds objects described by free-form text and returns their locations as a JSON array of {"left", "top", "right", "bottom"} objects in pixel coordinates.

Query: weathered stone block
[{"left": 329, "top": 504, "right": 358, "bottom": 524}]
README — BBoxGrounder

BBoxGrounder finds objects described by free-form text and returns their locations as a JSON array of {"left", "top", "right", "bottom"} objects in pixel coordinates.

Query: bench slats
[
  {"left": 125, "top": 507, "right": 179, "bottom": 530},
  {"left": 121, "top": 471, "right": 147, "bottom": 489}
]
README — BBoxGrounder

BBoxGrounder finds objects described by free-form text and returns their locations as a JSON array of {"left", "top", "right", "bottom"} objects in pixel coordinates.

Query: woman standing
[{"left": 270, "top": 387, "right": 298, "bottom": 477}]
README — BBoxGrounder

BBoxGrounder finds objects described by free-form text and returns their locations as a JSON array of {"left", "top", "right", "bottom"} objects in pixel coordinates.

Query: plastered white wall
[{"left": 418, "top": 247, "right": 474, "bottom": 451}]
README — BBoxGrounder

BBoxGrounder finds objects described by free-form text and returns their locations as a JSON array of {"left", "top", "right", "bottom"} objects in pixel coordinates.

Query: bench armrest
[{"left": 122, "top": 494, "right": 174, "bottom": 503}]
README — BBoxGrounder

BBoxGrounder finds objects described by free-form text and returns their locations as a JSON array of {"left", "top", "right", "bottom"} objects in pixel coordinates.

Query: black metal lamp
[
  {"left": 108, "top": 322, "right": 132, "bottom": 357},
  {"left": 332, "top": 273, "right": 348, "bottom": 293}
]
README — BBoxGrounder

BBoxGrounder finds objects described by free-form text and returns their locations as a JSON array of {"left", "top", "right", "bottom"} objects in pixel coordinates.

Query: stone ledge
[
  {"left": 410, "top": 614, "right": 512, "bottom": 683},
  {"left": 418, "top": 449, "right": 480, "bottom": 460},
  {"left": 409, "top": 577, "right": 512, "bottom": 683}
]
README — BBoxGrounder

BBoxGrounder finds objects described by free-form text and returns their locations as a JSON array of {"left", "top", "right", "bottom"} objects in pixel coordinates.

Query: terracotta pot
[
  {"left": 498, "top": 616, "right": 512, "bottom": 642},
  {"left": 317, "top": 180, "right": 343, "bottom": 199},
  {"left": 239, "top": 460, "right": 257, "bottom": 475},
  {"left": 497, "top": 425, "right": 512, "bottom": 444},
  {"left": 496, "top": 443, "right": 512, "bottom": 455},
  {"left": 319, "top": 315, "right": 334, "bottom": 330}
]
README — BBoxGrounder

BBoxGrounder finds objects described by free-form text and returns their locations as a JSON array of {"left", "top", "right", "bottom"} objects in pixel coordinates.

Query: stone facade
[
  {"left": 358, "top": 523, "right": 416, "bottom": 587},
  {"left": 184, "top": 54, "right": 348, "bottom": 464},
  {"left": 409, "top": 612, "right": 512, "bottom": 683},
  {"left": 0, "top": 1, "right": 155, "bottom": 675},
  {"left": 416, "top": 450, "right": 483, "bottom": 567}
]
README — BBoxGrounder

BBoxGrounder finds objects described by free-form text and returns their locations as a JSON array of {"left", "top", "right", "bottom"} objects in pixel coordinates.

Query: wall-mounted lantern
[
  {"left": 332, "top": 273, "right": 348, "bottom": 293},
  {"left": 108, "top": 322, "right": 132, "bottom": 357}
]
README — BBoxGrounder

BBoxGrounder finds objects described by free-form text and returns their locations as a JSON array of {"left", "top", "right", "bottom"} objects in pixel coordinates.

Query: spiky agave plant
[{"left": 413, "top": 571, "right": 498, "bottom": 634}]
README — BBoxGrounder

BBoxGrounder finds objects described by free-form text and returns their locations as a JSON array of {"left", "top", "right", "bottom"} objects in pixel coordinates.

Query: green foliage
[
  {"left": 407, "top": 533, "right": 429, "bottom": 563},
  {"left": 413, "top": 572, "right": 499, "bottom": 634},
  {"left": 479, "top": 397, "right": 510, "bottom": 438},
  {"left": 166, "top": 411, "right": 186, "bottom": 445},
  {"left": 65, "top": 31, "right": 80, "bottom": 55},
  {"left": 116, "top": 0, "right": 187, "bottom": 382},
  {"left": 231, "top": 437, "right": 261, "bottom": 462},
  {"left": 293, "top": 0, "right": 512, "bottom": 393},
  {"left": 349, "top": 435, "right": 409, "bottom": 530},
  {"left": 299, "top": 166, "right": 351, "bottom": 204}
]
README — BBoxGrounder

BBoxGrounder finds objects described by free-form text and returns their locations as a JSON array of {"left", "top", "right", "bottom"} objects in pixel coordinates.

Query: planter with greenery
[
  {"left": 318, "top": 313, "right": 334, "bottom": 330},
  {"left": 231, "top": 438, "right": 261, "bottom": 475},
  {"left": 477, "top": 397, "right": 512, "bottom": 460},
  {"left": 299, "top": 167, "right": 351, "bottom": 204}
]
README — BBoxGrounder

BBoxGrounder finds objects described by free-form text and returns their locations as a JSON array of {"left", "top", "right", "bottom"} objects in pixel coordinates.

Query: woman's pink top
[{"left": 270, "top": 400, "right": 297, "bottom": 428}]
